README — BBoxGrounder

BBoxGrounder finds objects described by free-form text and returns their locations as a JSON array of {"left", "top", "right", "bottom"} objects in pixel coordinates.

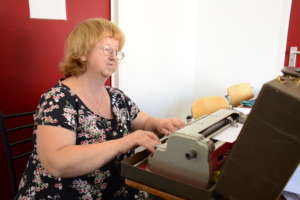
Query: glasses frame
[{"left": 98, "top": 45, "right": 125, "bottom": 61}]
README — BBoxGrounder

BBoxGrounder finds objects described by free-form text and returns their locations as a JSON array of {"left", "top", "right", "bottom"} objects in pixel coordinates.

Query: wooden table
[
  {"left": 126, "top": 179, "right": 286, "bottom": 200},
  {"left": 126, "top": 179, "right": 185, "bottom": 200}
]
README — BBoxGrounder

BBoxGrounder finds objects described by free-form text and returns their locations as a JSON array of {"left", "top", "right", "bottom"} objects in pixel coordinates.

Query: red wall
[
  {"left": 285, "top": 0, "right": 300, "bottom": 67},
  {"left": 0, "top": 0, "right": 110, "bottom": 198}
]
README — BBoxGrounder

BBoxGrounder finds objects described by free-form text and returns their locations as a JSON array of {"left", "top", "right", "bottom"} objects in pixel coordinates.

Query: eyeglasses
[{"left": 98, "top": 45, "right": 125, "bottom": 61}]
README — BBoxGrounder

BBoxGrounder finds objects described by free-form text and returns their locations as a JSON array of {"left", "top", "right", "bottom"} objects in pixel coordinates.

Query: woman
[{"left": 16, "top": 18, "right": 184, "bottom": 200}]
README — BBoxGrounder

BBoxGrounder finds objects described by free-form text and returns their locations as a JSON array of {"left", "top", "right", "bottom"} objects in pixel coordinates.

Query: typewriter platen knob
[{"left": 185, "top": 149, "right": 198, "bottom": 160}]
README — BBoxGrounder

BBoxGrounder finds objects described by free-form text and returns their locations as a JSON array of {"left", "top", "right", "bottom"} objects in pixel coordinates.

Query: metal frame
[
  {"left": 0, "top": 111, "right": 34, "bottom": 198},
  {"left": 288, "top": 46, "right": 300, "bottom": 67}
]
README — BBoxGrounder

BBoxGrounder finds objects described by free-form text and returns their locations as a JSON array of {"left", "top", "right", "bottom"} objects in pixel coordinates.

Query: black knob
[{"left": 185, "top": 149, "right": 197, "bottom": 160}]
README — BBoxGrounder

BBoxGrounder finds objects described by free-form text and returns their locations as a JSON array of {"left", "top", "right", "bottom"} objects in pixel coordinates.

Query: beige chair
[
  {"left": 191, "top": 96, "right": 231, "bottom": 119},
  {"left": 227, "top": 83, "right": 254, "bottom": 107}
]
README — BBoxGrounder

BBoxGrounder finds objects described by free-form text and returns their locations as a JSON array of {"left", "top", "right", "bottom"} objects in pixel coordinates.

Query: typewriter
[{"left": 148, "top": 109, "right": 245, "bottom": 189}]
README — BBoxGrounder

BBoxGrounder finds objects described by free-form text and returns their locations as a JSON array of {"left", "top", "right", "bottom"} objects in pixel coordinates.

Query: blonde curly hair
[{"left": 60, "top": 18, "right": 125, "bottom": 77}]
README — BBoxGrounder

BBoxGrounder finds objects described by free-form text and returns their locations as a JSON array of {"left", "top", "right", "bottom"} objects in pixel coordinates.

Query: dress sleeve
[
  {"left": 35, "top": 87, "right": 77, "bottom": 133},
  {"left": 123, "top": 93, "right": 140, "bottom": 121},
  {"left": 113, "top": 88, "right": 140, "bottom": 121}
]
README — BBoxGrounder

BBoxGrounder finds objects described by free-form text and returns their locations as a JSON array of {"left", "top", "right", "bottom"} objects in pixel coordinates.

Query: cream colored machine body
[{"left": 148, "top": 109, "right": 245, "bottom": 189}]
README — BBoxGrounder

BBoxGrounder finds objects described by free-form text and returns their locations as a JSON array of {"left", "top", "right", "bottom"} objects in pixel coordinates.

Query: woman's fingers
[
  {"left": 136, "top": 131, "right": 161, "bottom": 152},
  {"left": 168, "top": 119, "right": 184, "bottom": 130},
  {"left": 143, "top": 139, "right": 159, "bottom": 153},
  {"left": 173, "top": 119, "right": 185, "bottom": 129},
  {"left": 159, "top": 128, "right": 172, "bottom": 135},
  {"left": 145, "top": 131, "right": 160, "bottom": 142},
  {"left": 157, "top": 119, "right": 185, "bottom": 135}
]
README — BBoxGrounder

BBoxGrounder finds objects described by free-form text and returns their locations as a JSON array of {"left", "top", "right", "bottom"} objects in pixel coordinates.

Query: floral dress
[{"left": 16, "top": 81, "right": 148, "bottom": 200}]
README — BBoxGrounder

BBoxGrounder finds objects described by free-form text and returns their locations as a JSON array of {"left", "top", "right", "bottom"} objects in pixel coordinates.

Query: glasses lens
[
  {"left": 104, "top": 47, "right": 112, "bottom": 56},
  {"left": 100, "top": 46, "right": 124, "bottom": 60}
]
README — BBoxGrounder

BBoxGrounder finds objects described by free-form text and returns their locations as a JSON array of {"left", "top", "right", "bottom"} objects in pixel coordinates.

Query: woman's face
[{"left": 83, "top": 37, "right": 120, "bottom": 80}]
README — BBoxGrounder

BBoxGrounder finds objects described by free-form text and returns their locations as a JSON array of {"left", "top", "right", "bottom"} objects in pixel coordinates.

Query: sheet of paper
[
  {"left": 28, "top": 0, "right": 67, "bottom": 20},
  {"left": 212, "top": 123, "right": 243, "bottom": 143},
  {"left": 234, "top": 107, "right": 251, "bottom": 115},
  {"left": 284, "top": 165, "right": 300, "bottom": 195}
]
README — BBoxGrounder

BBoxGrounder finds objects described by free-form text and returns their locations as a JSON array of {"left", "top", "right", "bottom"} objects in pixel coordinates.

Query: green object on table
[{"left": 240, "top": 99, "right": 255, "bottom": 107}]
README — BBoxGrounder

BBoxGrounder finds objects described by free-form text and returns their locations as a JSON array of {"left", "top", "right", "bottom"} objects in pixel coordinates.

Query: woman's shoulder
[
  {"left": 106, "top": 86, "right": 127, "bottom": 98},
  {"left": 106, "top": 86, "right": 138, "bottom": 109},
  {"left": 40, "top": 81, "right": 76, "bottom": 104}
]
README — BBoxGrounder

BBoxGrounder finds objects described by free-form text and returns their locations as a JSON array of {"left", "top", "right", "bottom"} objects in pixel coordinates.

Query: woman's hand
[
  {"left": 132, "top": 112, "right": 185, "bottom": 137},
  {"left": 118, "top": 130, "right": 161, "bottom": 153},
  {"left": 154, "top": 118, "right": 185, "bottom": 135}
]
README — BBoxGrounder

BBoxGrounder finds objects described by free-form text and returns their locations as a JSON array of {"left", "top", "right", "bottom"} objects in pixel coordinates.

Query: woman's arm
[
  {"left": 132, "top": 111, "right": 185, "bottom": 135},
  {"left": 37, "top": 125, "right": 160, "bottom": 178}
]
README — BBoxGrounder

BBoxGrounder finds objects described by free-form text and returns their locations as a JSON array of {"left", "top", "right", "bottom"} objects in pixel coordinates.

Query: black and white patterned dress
[{"left": 16, "top": 81, "right": 147, "bottom": 200}]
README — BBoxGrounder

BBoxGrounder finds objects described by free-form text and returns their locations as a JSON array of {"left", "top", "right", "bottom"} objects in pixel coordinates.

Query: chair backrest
[
  {"left": 227, "top": 83, "right": 254, "bottom": 107},
  {"left": 0, "top": 111, "right": 34, "bottom": 198},
  {"left": 191, "top": 96, "right": 231, "bottom": 119}
]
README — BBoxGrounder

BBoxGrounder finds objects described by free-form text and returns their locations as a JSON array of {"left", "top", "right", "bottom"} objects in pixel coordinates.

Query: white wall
[{"left": 112, "top": 0, "right": 292, "bottom": 120}]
